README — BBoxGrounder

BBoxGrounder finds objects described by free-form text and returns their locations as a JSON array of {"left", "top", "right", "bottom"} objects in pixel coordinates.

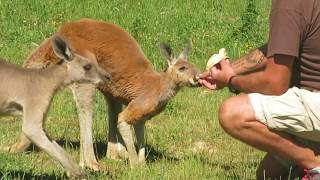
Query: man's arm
[
  {"left": 199, "top": 54, "right": 295, "bottom": 95},
  {"left": 231, "top": 44, "right": 268, "bottom": 75},
  {"left": 230, "top": 54, "right": 294, "bottom": 95}
]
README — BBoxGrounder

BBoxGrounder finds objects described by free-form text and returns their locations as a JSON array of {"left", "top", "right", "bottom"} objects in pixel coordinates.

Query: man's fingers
[
  {"left": 199, "top": 78, "right": 214, "bottom": 84},
  {"left": 202, "top": 80, "right": 217, "bottom": 90},
  {"left": 199, "top": 79, "right": 217, "bottom": 90},
  {"left": 198, "top": 71, "right": 210, "bottom": 78},
  {"left": 205, "top": 76, "right": 214, "bottom": 80},
  {"left": 219, "top": 58, "right": 228, "bottom": 67}
]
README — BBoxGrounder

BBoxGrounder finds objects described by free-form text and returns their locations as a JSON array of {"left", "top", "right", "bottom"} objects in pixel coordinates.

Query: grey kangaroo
[{"left": 0, "top": 35, "right": 110, "bottom": 177}]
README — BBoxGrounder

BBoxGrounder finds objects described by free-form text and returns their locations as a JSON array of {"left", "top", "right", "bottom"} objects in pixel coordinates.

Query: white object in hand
[{"left": 206, "top": 48, "right": 228, "bottom": 70}]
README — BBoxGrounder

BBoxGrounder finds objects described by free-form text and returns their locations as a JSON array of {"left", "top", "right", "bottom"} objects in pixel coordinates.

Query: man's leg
[
  {"left": 218, "top": 95, "right": 320, "bottom": 171},
  {"left": 256, "top": 153, "right": 288, "bottom": 179},
  {"left": 256, "top": 153, "right": 303, "bottom": 180}
]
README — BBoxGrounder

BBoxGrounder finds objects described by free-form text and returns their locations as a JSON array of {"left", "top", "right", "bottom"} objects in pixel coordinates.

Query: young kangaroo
[
  {"left": 22, "top": 19, "right": 200, "bottom": 168},
  {"left": 0, "top": 35, "right": 110, "bottom": 177}
]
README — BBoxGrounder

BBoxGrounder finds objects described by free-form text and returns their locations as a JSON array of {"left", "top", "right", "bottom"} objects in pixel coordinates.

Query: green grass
[{"left": 0, "top": 0, "right": 271, "bottom": 179}]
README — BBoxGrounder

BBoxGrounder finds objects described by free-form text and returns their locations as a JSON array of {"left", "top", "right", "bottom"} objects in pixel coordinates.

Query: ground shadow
[
  {"left": 0, "top": 170, "right": 66, "bottom": 180},
  {"left": 29, "top": 139, "right": 181, "bottom": 164},
  {"left": 54, "top": 139, "right": 107, "bottom": 160},
  {"left": 23, "top": 139, "right": 107, "bottom": 160},
  {"left": 145, "top": 144, "right": 181, "bottom": 163},
  {"left": 20, "top": 139, "right": 181, "bottom": 167},
  {"left": 0, "top": 169, "right": 116, "bottom": 180},
  {"left": 198, "top": 156, "right": 235, "bottom": 171}
]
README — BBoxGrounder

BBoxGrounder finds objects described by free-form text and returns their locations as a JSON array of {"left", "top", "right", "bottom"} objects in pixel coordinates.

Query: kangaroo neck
[
  {"left": 39, "top": 64, "right": 69, "bottom": 90},
  {"left": 158, "top": 70, "right": 180, "bottom": 104}
]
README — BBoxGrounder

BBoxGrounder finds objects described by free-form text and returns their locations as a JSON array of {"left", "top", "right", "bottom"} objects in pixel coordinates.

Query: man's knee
[
  {"left": 218, "top": 95, "right": 255, "bottom": 134},
  {"left": 219, "top": 96, "right": 240, "bottom": 133}
]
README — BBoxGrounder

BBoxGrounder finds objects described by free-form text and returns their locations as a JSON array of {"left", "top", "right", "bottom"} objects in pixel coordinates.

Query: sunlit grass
[{"left": 0, "top": 0, "right": 271, "bottom": 179}]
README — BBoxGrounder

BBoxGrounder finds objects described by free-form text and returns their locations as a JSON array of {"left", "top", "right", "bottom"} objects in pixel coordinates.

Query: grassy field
[{"left": 0, "top": 0, "right": 271, "bottom": 179}]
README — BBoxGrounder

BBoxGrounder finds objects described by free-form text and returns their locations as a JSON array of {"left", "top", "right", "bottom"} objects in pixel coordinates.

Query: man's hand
[
  {"left": 198, "top": 58, "right": 236, "bottom": 90},
  {"left": 198, "top": 71, "right": 217, "bottom": 90}
]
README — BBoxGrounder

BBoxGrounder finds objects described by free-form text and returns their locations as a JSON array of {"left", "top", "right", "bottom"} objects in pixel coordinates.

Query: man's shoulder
[
  {"left": 271, "top": 0, "right": 320, "bottom": 24},
  {"left": 272, "top": 0, "right": 315, "bottom": 12}
]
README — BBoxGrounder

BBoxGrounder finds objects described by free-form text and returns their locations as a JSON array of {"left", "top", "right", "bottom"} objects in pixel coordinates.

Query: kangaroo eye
[
  {"left": 178, "top": 66, "right": 187, "bottom": 71},
  {"left": 83, "top": 64, "right": 92, "bottom": 71}
]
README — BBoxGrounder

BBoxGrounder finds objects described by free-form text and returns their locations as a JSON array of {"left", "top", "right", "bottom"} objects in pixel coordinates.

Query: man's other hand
[{"left": 198, "top": 58, "right": 236, "bottom": 90}]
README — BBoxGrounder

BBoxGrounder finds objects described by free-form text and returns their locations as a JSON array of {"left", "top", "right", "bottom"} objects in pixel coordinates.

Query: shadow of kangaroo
[
  {"left": 0, "top": 36, "right": 111, "bottom": 178},
  {"left": 21, "top": 18, "right": 200, "bottom": 168}
]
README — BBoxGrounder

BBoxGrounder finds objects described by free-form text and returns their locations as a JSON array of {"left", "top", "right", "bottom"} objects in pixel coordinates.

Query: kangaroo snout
[
  {"left": 96, "top": 67, "right": 112, "bottom": 85},
  {"left": 190, "top": 77, "right": 201, "bottom": 87},
  {"left": 189, "top": 71, "right": 201, "bottom": 87},
  {"left": 101, "top": 72, "right": 112, "bottom": 84}
]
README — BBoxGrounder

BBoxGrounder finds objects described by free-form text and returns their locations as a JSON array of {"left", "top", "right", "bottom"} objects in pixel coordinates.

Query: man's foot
[{"left": 302, "top": 168, "right": 320, "bottom": 180}]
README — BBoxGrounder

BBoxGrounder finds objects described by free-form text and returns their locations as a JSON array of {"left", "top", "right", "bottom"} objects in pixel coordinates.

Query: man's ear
[{"left": 52, "top": 35, "right": 73, "bottom": 61}]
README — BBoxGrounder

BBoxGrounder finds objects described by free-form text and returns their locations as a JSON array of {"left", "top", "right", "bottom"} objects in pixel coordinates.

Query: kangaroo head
[
  {"left": 160, "top": 42, "right": 200, "bottom": 87},
  {"left": 52, "top": 35, "right": 111, "bottom": 85}
]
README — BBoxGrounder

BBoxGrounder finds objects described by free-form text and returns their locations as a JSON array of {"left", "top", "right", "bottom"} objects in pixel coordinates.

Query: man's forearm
[
  {"left": 231, "top": 44, "right": 268, "bottom": 75},
  {"left": 231, "top": 71, "right": 277, "bottom": 94},
  {"left": 230, "top": 54, "right": 293, "bottom": 95}
]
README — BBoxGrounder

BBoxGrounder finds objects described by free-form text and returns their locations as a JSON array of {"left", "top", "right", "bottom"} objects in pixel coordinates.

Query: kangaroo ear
[
  {"left": 160, "top": 43, "right": 177, "bottom": 66},
  {"left": 52, "top": 35, "right": 73, "bottom": 61},
  {"left": 178, "top": 41, "right": 192, "bottom": 61}
]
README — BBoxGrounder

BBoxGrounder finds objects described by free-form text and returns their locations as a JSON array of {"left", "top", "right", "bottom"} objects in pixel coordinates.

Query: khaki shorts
[{"left": 248, "top": 87, "right": 320, "bottom": 168}]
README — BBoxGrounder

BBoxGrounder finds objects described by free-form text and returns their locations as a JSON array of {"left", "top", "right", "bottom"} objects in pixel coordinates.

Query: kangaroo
[
  {"left": 0, "top": 35, "right": 110, "bottom": 177},
  {"left": 21, "top": 18, "right": 200, "bottom": 168}
]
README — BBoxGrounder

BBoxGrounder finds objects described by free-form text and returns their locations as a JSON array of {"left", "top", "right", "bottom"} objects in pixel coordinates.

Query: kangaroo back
[{"left": 25, "top": 19, "right": 157, "bottom": 102}]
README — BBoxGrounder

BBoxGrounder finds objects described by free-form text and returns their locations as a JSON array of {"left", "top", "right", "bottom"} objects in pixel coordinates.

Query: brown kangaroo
[
  {"left": 21, "top": 18, "right": 200, "bottom": 168},
  {"left": 0, "top": 36, "right": 110, "bottom": 178}
]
